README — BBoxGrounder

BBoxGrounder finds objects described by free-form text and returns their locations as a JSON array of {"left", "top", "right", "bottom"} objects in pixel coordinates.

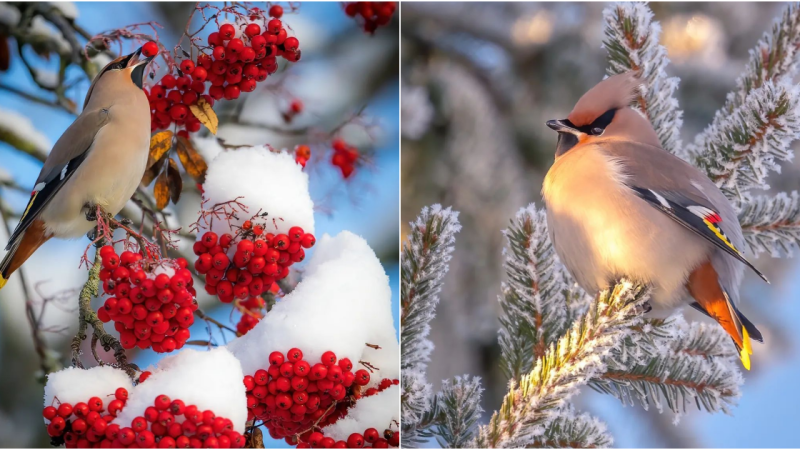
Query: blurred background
[
  {"left": 0, "top": 2, "right": 398, "bottom": 447},
  {"left": 401, "top": 2, "right": 800, "bottom": 448}
]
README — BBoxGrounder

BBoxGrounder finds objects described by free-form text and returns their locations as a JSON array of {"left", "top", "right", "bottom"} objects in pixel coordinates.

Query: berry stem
[{"left": 71, "top": 250, "right": 139, "bottom": 379}]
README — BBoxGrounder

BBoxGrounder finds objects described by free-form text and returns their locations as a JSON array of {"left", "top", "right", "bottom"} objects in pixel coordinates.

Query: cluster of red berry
[
  {"left": 294, "top": 144, "right": 311, "bottom": 168},
  {"left": 142, "top": 5, "right": 300, "bottom": 134},
  {"left": 331, "top": 139, "right": 359, "bottom": 179},
  {"left": 283, "top": 99, "right": 304, "bottom": 123},
  {"left": 96, "top": 246, "right": 197, "bottom": 354},
  {"left": 193, "top": 224, "right": 316, "bottom": 305},
  {"left": 235, "top": 295, "right": 271, "bottom": 335},
  {"left": 43, "top": 390, "right": 245, "bottom": 448},
  {"left": 298, "top": 427, "right": 399, "bottom": 449},
  {"left": 343, "top": 2, "right": 397, "bottom": 34}
]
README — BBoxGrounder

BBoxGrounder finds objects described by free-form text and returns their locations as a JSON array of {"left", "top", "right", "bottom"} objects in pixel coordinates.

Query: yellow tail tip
[
  {"left": 740, "top": 327, "right": 752, "bottom": 370},
  {"left": 0, "top": 274, "right": 6, "bottom": 290}
]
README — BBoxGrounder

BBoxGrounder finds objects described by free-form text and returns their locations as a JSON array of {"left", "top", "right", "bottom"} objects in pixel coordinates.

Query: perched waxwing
[
  {"left": 0, "top": 46, "right": 155, "bottom": 289},
  {"left": 542, "top": 72, "right": 767, "bottom": 370}
]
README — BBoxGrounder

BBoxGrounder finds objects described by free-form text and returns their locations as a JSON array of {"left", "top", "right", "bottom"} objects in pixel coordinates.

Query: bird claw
[
  {"left": 642, "top": 301, "right": 653, "bottom": 314},
  {"left": 84, "top": 204, "right": 98, "bottom": 222}
]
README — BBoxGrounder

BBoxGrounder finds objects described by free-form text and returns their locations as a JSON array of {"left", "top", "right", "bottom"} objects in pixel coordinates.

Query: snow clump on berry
[
  {"left": 227, "top": 231, "right": 397, "bottom": 380},
  {"left": 199, "top": 147, "right": 314, "bottom": 237},
  {"left": 44, "top": 365, "right": 134, "bottom": 421},
  {"left": 321, "top": 385, "right": 400, "bottom": 441},
  {"left": 114, "top": 348, "right": 248, "bottom": 433}
]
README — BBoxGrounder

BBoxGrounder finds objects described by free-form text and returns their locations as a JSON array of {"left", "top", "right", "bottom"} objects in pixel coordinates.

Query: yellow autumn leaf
[
  {"left": 176, "top": 136, "right": 209, "bottom": 183},
  {"left": 189, "top": 98, "right": 219, "bottom": 135},
  {"left": 147, "top": 130, "right": 173, "bottom": 170},
  {"left": 154, "top": 168, "right": 170, "bottom": 210}
]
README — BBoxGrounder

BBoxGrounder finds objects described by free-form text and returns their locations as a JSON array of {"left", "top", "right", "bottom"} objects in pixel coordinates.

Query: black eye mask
[{"left": 563, "top": 108, "right": 617, "bottom": 136}]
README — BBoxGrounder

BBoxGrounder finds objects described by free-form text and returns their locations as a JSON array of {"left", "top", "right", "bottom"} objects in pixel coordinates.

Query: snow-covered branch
[
  {"left": 688, "top": 81, "right": 800, "bottom": 199},
  {"left": 401, "top": 204, "right": 461, "bottom": 443},
  {"left": 474, "top": 282, "right": 649, "bottom": 448},
  {"left": 498, "top": 204, "right": 586, "bottom": 383},
  {"left": 603, "top": 2, "right": 683, "bottom": 157},
  {"left": 593, "top": 315, "right": 743, "bottom": 415},
  {"left": 527, "top": 406, "right": 613, "bottom": 449},
  {"left": 432, "top": 375, "right": 484, "bottom": 449},
  {"left": 738, "top": 191, "right": 800, "bottom": 257}
]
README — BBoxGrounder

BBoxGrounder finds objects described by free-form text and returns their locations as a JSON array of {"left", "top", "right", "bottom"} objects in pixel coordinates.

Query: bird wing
[
  {"left": 6, "top": 108, "right": 111, "bottom": 250},
  {"left": 629, "top": 186, "right": 768, "bottom": 282}
]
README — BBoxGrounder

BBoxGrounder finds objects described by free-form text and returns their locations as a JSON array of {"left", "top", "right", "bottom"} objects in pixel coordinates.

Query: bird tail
[
  {"left": 0, "top": 219, "right": 50, "bottom": 291},
  {"left": 687, "top": 261, "right": 762, "bottom": 370}
]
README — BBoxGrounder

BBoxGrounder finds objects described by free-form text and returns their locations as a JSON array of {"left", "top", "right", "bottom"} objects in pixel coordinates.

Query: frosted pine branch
[
  {"left": 688, "top": 81, "right": 800, "bottom": 198},
  {"left": 498, "top": 204, "right": 584, "bottom": 382},
  {"left": 602, "top": 2, "right": 683, "bottom": 157},
  {"left": 720, "top": 3, "right": 800, "bottom": 114},
  {"left": 738, "top": 191, "right": 800, "bottom": 257},
  {"left": 528, "top": 406, "right": 613, "bottom": 449},
  {"left": 591, "top": 315, "right": 742, "bottom": 415},
  {"left": 401, "top": 205, "right": 461, "bottom": 440},
  {"left": 433, "top": 376, "right": 485, "bottom": 449},
  {"left": 473, "top": 282, "right": 650, "bottom": 448}
]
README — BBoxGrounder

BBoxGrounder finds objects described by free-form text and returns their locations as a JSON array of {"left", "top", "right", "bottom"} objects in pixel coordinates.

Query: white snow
[
  {"left": 114, "top": 348, "right": 248, "bottom": 432},
  {"left": 191, "top": 135, "right": 225, "bottom": 164},
  {"left": 0, "top": 107, "right": 52, "bottom": 155},
  {"left": 44, "top": 366, "right": 134, "bottom": 421},
  {"left": 227, "top": 231, "right": 397, "bottom": 383},
  {"left": 198, "top": 147, "right": 314, "bottom": 237},
  {"left": 321, "top": 385, "right": 399, "bottom": 441},
  {"left": 0, "top": 3, "right": 20, "bottom": 26},
  {"left": 52, "top": 2, "right": 79, "bottom": 20}
]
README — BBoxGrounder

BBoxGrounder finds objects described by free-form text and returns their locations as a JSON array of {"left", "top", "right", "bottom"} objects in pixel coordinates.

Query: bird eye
[{"left": 591, "top": 127, "right": 604, "bottom": 135}]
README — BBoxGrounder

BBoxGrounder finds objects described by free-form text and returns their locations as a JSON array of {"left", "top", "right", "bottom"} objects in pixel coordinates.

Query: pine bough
[{"left": 401, "top": 2, "right": 800, "bottom": 448}]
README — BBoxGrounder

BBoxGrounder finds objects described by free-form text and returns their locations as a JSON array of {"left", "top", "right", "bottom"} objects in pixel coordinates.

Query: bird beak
[
  {"left": 127, "top": 46, "right": 155, "bottom": 68},
  {"left": 547, "top": 119, "right": 582, "bottom": 157},
  {"left": 546, "top": 119, "right": 580, "bottom": 135}
]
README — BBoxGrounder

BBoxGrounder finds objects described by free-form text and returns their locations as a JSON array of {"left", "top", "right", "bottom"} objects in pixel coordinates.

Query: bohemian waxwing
[
  {"left": 0, "top": 46, "right": 155, "bottom": 289},
  {"left": 542, "top": 72, "right": 767, "bottom": 369}
]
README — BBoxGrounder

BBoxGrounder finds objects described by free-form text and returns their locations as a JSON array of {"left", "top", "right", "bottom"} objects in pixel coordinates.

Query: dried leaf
[
  {"left": 154, "top": 167, "right": 170, "bottom": 210},
  {"left": 147, "top": 131, "right": 173, "bottom": 170},
  {"left": 141, "top": 153, "right": 168, "bottom": 186},
  {"left": 189, "top": 98, "right": 219, "bottom": 134},
  {"left": 176, "top": 136, "right": 208, "bottom": 183},
  {"left": 246, "top": 428, "right": 264, "bottom": 448},
  {"left": 167, "top": 158, "right": 183, "bottom": 204}
]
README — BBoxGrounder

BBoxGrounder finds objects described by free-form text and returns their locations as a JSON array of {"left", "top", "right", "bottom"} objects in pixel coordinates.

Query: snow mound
[
  {"left": 199, "top": 147, "right": 314, "bottom": 237},
  {"left": 227, "top": 231, "right": 398, "bottom": 382},
  {"left": 114, "top": 348, "right": 247, "bottom": 432},
  {"left": 321, "top": 385, "right": 400, "bottom": 441},
  {"left": 44, "top": 366, "right": 133, "bottom": 422}
]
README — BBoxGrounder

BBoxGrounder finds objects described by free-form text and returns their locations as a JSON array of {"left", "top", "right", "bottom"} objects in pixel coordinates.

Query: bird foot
[
  {"left": 84, "top": 204, "right": 112, "bottom": 222},
  {"left": 642, "top": 301, "right": 653, "bottom": 314}
]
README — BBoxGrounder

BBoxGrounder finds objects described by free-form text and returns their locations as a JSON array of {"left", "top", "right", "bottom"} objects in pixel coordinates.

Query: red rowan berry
[
  {"left": 224, "top": 84, "right": 241, "bottom": 100},
  {"left": 269, "top": 4, "right": 283, "bottom": 18},
  {"left": 284, "top": 37, "right": 300, "bottom": 53},
  {"left": 180, "top": 59, "right": 195, "bottom": 74},
  {"left": 347, "top": 433, "right": 365, "bottom": 448},
  {"left": 169, "top": 104, "right": 189, "bottom": 121},
  {"left": 245, "top": 23, "right": 261, "bottom": 37},
  {"left": 142, "top": 41, "right": 159, "bottom": 57},
  {"left": 43, "top": 405, "right": 57, "bottom": 420},
  {"left": 57, "top": 402, "right": 73, "bottom": 418},
  {"left": 268, "top": 19, "right": 282, "bottom": 34},
  {"left": 219, "top": 23, "right": 236, "bottom": 40}
]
